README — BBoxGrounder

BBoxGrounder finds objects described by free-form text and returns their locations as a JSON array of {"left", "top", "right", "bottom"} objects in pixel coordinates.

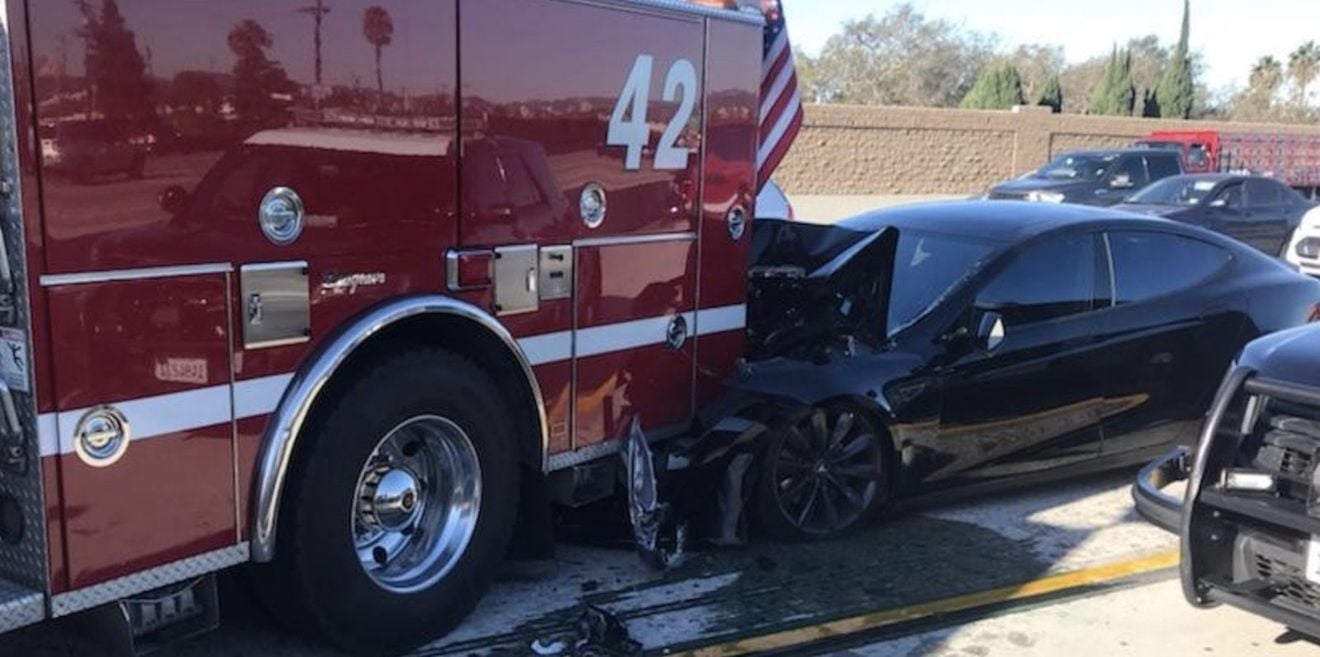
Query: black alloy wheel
[{"left": 755, "top": 406, "right": 888, "bottom": 540}]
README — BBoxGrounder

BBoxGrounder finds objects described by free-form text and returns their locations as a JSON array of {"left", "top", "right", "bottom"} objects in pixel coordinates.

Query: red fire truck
[
  {"left": 0, "top": 0, "right": 768, "bottom": 653},
  {"left": 1136, "top": 129, "right": 1320, "bottom": 199}
]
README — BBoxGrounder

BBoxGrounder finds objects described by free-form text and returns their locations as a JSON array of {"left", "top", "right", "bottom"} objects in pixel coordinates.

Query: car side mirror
[
  {"left": 158, "top": 185, "right": 188, "bottom": 215},
  {"left": 1110, "top": 174, "right": 1135, "bottom": 189},
  {"left": 975, "top": 312, "right": 1006, "bottom": 352},
  {"left": 1209, "top": 198, "right": 1229, "bottom": 209}
]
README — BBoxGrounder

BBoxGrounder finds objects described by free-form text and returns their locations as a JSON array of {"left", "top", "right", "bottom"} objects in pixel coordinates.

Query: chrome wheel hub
[
  {"left": 365, "top": 469, "right": 424, "bottom": 532},
  {"left": 352, "top": 415, "right": 481, "bottom": 594}
]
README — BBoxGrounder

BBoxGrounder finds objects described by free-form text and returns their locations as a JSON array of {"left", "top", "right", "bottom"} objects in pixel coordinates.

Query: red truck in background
[{"left": 1136, "top": 130, "right": 1320, "bottom": 199}]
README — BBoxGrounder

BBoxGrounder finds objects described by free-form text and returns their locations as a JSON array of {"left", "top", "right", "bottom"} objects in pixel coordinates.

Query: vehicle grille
[
  {"left": 1246, "top": 403, "right": 1320, "bottom": 502},
  {"left": 1254, "top": 553, "right": 1320, "bottom": 610}
]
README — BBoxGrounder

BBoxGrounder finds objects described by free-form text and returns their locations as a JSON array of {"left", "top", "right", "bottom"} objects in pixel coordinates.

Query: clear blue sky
[{"left": 783, "top": 0, "right": 1319, "bottom": 95}]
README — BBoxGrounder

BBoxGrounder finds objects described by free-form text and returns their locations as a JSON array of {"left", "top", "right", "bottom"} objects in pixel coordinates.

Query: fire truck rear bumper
[{"left": 1132, "top": 445, "right": 1190, "bottom": 535}]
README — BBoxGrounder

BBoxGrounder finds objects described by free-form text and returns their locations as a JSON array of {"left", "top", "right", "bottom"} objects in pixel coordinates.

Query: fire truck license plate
[{"left": 1306, "top": 537, "right": 1320, "bottom": 583}]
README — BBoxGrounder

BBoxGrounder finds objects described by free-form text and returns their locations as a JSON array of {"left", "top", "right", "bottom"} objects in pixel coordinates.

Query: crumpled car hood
[{"left": 747, "top": 219, "right": 896, "bottom": 358}]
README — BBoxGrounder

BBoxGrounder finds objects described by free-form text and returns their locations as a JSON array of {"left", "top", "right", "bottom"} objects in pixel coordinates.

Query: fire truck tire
[
  {"left": 752, "top": 405, "right": 889, "bottom": 541},
  {"left": 254, "top": 347, "right": 519, "bottom": 655}
]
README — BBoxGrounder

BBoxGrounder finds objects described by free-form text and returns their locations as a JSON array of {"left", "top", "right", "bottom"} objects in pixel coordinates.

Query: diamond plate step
[{"left": 0, "top": 576, "right": 43, "bottom": 633}]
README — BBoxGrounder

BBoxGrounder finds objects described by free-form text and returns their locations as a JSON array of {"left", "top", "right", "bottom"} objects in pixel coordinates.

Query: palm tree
[
  {"left": 1288, "top": 41, "right": 1320, "bottom": 108},
  {"left": 362, "top": 6, "right": 393, "bottom": 102},
  {"left": 1251, "top": 55, "right": 1284, "bottom": 94}
]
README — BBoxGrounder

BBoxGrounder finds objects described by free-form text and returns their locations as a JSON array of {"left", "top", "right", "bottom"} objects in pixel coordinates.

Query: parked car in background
[
  {"left": 757, "top": 179, "right": 795, "bottom": 221},
  {"left": 1115, "top": 174, "right": 1314, "bottom": 257},
  {"left": 1285, "top": 205, "right": 1320, "bottom": 277},
  {"left": 1134, "top": 323, "right": 1320, "bottom": 639},
  {"left": 1135, "top": 129, "right": 1320, "bottom": 199},
  {"left": 39, "top": 119, "right": 148, "bottom": 183},
  {"left": 987, "top": 148, "right": 1183, "bottom": 207},
  {"left": 738, "top": 201, "right": 1320, "bottom": 540}
]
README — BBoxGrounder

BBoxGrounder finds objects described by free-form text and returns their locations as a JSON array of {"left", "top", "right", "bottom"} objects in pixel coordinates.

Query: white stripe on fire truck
[
  {"left": 34, "top": 307, "right": 746, "bottom": 455},
  {"left": 38, "top": 373, "right": 294, "bottom": 458},
  {"left": 517, "top": 304, "right": 748, "bottom": 366}
]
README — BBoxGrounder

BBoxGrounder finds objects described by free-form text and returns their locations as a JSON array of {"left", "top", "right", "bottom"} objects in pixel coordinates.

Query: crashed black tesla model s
[{"left": 732, "top": 201, "right": 1320, "bottom": 541}]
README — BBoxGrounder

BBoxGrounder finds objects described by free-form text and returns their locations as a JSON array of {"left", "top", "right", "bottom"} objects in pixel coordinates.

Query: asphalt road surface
[{"left": 8, "top": 469, "right": 1300, "bottom": 656}]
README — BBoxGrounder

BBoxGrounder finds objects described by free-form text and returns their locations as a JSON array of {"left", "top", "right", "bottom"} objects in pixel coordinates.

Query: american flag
[{"left": 757, "top": 0, "right": 803, "bottom": 192}]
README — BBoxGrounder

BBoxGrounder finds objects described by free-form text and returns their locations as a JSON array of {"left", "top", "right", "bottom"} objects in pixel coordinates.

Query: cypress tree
[
  {"left": 1037, "top": 74, "right": 1063, "bottom": 113},
  {"left": 1090, "top": 46, "right": 1120, "bottom": 115},
  {"left": 961, "top": 61, "right": 1026, "bottom": 110},
  {"left": 1156, "top": 0, "right": 1195, "bottom": 118}
]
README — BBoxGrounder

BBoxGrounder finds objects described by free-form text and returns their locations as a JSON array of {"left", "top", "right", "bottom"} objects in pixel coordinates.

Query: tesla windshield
[{"left": 887, "top": 231, "right": 996, "bottom": 335}]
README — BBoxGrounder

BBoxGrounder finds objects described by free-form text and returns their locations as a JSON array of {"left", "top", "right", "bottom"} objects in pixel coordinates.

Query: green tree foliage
[
  {"left": 1156, "top": 0, "right": 1195, "bottom": 118},
  {"left": 1036, "top": 74, "right": 1063, "bottom": 113},
  {"left": 795, "top": 4, "right": 994, "bottom": 107},
  {"left": 74, "top": 0, "right": 154, "bottom": 124},
  {"left": 228, "top": 19, "right": 294, "bottom": 126},
  {"left": 1090, "top": 47, "right": 1136, "bottom": 116},
  {"left": 961, "top": 61, "right": 1025, "bottom": 109},
  {"left": 1288, "top": 41, "right": 1320, "bottom": 109}
]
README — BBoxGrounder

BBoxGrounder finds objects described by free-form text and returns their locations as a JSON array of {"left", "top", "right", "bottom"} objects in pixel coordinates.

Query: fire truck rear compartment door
[
  {"left": 46, "top": 272, "right": 237, "bottom": 591},
  {"left": 460, "top": 0, "right": 706, "bottom": 450}
]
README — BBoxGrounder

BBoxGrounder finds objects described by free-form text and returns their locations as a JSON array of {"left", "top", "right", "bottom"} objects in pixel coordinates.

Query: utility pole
[{"left": 297, "top": 1, "right": 331, "bottom": 86}]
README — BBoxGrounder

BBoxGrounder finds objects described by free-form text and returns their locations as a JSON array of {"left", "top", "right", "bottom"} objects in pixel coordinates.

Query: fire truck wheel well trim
[
  {"left": 51, "top": 543, "right": 249, "bottom": 617},
  {"left": 250, "top": 295, "right": 548, "bottom": 563}
]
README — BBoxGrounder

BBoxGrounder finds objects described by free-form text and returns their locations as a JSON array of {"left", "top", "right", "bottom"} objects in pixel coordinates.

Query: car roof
[
  {"left": 1059, "top": 148, "right": 1178, "bottom": 158},
  {"left": 839, "top": 200, "right": 1205, "bottom": 244}
]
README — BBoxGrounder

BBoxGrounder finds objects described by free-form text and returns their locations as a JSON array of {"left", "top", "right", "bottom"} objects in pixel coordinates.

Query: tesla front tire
[
  {"left": 753, "top": 406, "right": 889, "bottom": 541},
  {"left": 254, "top": 348, "right": 519, "bottom": 655}
]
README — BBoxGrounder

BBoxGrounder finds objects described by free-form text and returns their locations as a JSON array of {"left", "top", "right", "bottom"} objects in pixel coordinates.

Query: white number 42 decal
[{"left": 608, "top": 55, "right": 698, "bottom": 171}]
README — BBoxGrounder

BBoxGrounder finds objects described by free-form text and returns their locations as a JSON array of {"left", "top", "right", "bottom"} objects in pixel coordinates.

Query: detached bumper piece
[{"left": 1170, "top": 368, "right": 1320, "bottom": 637}]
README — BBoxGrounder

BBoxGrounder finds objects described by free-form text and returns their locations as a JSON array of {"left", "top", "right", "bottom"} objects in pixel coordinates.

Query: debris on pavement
[
  {"left": 622, "top": 417, "right": 688, "bottom": 569},
  {"left": 529, "top": 605, "right": 643, "bottom": 657}
]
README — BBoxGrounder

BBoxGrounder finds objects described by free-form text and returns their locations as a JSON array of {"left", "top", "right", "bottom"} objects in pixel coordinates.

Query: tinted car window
[
  {"left": 1245, "top": 178, "right": 1283, "bottom": 208},
  {"left": 889, "top": 232, "right": 995, "bottom": 335},
  {"left": 1109, "top": 231, "right": 1231, "bottom": 304},
  {"left": 1210, "top": 183, "right": 1244, "bottom": 211},
  {"left": 1112, "top": 156, "right": 1149, "bottom": 187},
  {"left": 977, "top": 233, "right": 1096, "bottom": 327},
  {"left": 1145, "top": 154, "right": 1182, "bottom": 181}
]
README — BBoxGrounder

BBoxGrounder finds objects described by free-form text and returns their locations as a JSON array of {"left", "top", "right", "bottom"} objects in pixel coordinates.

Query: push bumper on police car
[{"left": 1134, "top": 325, "right": 1320, "bottom": 639}]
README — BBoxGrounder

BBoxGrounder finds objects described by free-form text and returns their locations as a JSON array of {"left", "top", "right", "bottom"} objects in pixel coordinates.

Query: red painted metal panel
[
  {"left": 695, "top": 329, "right": 744, "bottom": 404},
  {"left": 41, "top": 457, "right": 68, "bottom": 593},
  {"left": 47, "top": 277, "right": 230, "bottom": 409},
  {"left": 698, "top": 20, "right": 759, "bottom": 310},
  {"left": 24, "top": 0, "right": 459, "bottom": 274},
  {"left": 235, "top": 415, "right": 265, "bottom": 541},
  {"left": 59, "top": 427, "right": 235, "bottom": 588},
  {"left": 459, "top": 0, "right": 704, "bottom": 246},
  {"left": 535, "top": 363, "right": 573, "bottom": 454},
  {"left": 575, "top": 343, "right": 694, "bottom": 447},
  {"left": 576, "top": 241, "right": 697, "bottom": 328},
  {"left": 47, "top": 273, "right": 234, "bottom": 587}
]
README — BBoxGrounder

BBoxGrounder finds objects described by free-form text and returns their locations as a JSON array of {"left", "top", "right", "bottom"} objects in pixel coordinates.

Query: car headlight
[{"left": 1026, "top": 191, "right": 1066, "bottom": 204}]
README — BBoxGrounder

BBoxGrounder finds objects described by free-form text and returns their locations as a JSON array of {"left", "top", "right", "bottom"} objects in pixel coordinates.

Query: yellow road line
[{"left": 676, "top": 550, "right": 1179, "bottom": 657}]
